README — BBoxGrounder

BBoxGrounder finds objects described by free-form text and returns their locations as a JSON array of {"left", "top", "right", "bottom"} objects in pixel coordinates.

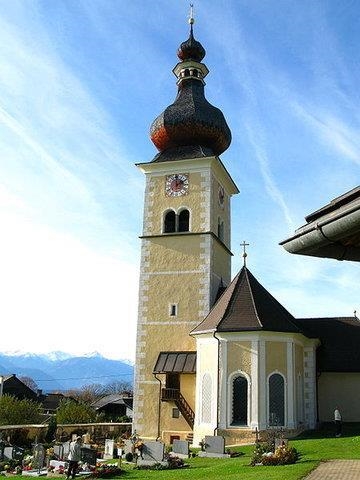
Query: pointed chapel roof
[{"left": 191, "top": 266, "right": 302, "bottom": 335}]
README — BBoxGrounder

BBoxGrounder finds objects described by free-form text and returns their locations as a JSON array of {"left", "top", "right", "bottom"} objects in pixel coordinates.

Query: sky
[{"left": 0, "top": 0, "right": 359, "bottom": 363}]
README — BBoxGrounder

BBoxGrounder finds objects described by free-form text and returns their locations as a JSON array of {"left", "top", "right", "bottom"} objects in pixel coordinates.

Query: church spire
[{"left": 149, "top": 10, "right": 232, "bottom": 162}]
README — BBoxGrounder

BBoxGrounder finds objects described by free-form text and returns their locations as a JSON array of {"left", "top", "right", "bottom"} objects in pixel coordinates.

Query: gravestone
[
  {"left": 80, "top": 447, "right": 97, "bottom": 466},
  {"left": 33, "top": 444, "right": 45, "bottom": 473},
  {"left": 53, "top": 445, "right": 64, "bottom": 459},
  {"left": 171, "top": 440, "right": 189, "bottom": 459},
  {"left": 103, "top": 439, "right": 114, "bottom": 460},
  {"left": 3, "top": 446, "right": 13, "bottom": 459},
  {"left": 62, "top": 441, "right": 70, "bottom": 459},
  {"left": 199, "top": 436, "right": 230, "bottom": 458},
  {"left": 137, "top": 441, "right": 166, "bottom": 467},
  {"left": 124, "top": 439, "right": 133, "bottom": 457}
]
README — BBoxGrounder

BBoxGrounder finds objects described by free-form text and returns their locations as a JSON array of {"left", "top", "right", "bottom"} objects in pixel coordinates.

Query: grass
[
  {"left": 5, "top": 424, "right": 360, "bottom": 480},
  {"left": 119, "top": 423, "right": 360, "bottom": 480}
]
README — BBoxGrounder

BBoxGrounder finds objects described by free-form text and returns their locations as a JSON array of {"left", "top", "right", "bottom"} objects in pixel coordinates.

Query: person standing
[
  {"left": 334, "top": 407, "right": 342, "bottom": 437},
  {"left": 67, "top": 436, "right": 82, "bottom": 479}
]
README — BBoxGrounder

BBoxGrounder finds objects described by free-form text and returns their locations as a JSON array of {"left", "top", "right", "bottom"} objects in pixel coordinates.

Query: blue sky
[{"left": 0, "top": 0, "right": 359, "bottom": 362}]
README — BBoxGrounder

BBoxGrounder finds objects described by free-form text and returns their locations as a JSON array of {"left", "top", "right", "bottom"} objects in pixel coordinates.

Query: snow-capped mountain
[{"left": 0, "top": 351, "right": 134, "bottom": 392}]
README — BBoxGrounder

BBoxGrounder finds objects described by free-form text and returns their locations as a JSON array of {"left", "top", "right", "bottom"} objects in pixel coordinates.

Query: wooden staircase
[{"left": 161, "top": 388, "right": 195, "bottom": 429}]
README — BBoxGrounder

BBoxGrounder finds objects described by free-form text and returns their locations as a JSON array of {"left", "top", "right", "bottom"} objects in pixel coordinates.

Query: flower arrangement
[
  {"left": 251, "top": 442, "right": 299, "bottom": 466},
  {"left": 89, "top": 463, "right": 122, "bottom": 478}
]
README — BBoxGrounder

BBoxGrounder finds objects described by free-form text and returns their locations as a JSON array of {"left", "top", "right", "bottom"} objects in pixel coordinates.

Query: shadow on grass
[{"left": 296, "top": 422, "right": 360, "bottom": 440}]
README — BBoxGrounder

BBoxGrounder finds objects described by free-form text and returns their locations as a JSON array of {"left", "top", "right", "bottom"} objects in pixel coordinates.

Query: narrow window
[
  {"left": 269, "top": 373, "right": 285, "bottom": 426},
  {"left": 217, "top": 218, "right": 224, "bottom": 241},
  {"left": 169, "top": 304, "right": 177, "bottom": 316},
  {"left": 172, "top": 408, "right": 180, "bottom": 418},
  {"left": 178, "top": 209, "right": 189, "bottom": 232},
  {"left": 231, "top": 376, "right": 248, "bottom": 426},
  {"left": 164, "top": 211, "right": 176, "bottom": 233}
]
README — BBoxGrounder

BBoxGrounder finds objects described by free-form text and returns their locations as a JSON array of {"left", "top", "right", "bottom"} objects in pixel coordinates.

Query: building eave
[{"left": 280, "top": 190, "right": 360, "bottom": 261}]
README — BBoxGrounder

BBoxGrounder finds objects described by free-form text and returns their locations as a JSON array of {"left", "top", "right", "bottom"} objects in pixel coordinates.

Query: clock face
[{"left": 165, "top": 173, "right": 189, "bottom": 197}]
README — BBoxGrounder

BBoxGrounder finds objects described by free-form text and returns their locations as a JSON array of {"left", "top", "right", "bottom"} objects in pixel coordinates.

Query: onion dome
[
  {"left": 177, "top": 23, "right": 205, "bottom": 62},
  {"left": 150, "top": 19, "right": 231, "bottom": 162}
]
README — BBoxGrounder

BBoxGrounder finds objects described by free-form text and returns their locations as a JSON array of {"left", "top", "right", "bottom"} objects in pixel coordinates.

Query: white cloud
[
  {"left": 0, "top": 205, "right": 138, "bottom": 361},
  {"left": 290, "top": 102, "right": 360, "bottom": 165}
]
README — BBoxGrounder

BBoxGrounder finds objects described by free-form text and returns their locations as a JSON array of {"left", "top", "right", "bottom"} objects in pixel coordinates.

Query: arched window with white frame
[
  {"left": 268, "top": 373, "right": 285, "bottom": 426},
  {"left": 178, "top": 209, "right": 190, "bottom": 232},
  {"left": 164, "top": 210, "right": 176, "bottom": 233},
  {"left": 163, "top": 208, "right": 190, "bottom": 233},
  {"left": 231, "top": 374, "right": 248, "bottom": 426}
]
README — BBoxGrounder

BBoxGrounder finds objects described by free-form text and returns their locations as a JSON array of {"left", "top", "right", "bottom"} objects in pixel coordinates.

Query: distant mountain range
[{"left": 0, "top": 351, "right": 134, "bottom": 392}]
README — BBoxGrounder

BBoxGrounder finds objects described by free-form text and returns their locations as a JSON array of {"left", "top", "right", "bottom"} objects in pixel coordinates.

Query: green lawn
[{"left": 120, "top": 423, "right": 360, "bottom": 480}]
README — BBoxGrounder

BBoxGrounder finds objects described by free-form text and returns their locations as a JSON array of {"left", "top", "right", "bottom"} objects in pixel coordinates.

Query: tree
[
  {"left": 65, "top": 384, "right": 105, "bottom": 404},
  {"left": 56, "top": 399, "right": 97, "bottom": 424},
  {"left": 102, "top": 381, "right": 133, "bottom": 396},
  {"left": 19, "top": 376, "right": 39, "bottom": 393},
  {"left": 0, "top": 394, "right": 42, "bottom": 425}
]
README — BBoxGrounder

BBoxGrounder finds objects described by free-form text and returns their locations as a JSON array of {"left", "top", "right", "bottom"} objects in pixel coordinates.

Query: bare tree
[
  {"left": 65, "top": 383, "right": 105, "bottom": 404},
  {"left": 19, "top": 376, "right": 39, "bottom": 392},
  {"left": 102, "top": 381, "right": 133, "bottom": 396}
]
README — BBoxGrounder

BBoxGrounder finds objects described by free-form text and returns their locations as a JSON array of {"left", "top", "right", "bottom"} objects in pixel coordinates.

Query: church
[{"left": 132, "top": 15, "right": 360, "bottom": 446}]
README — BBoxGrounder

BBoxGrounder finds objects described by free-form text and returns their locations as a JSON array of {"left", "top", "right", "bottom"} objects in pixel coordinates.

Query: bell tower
[{"left": 133, "top": 13, "right": 238, "bottom": 441}]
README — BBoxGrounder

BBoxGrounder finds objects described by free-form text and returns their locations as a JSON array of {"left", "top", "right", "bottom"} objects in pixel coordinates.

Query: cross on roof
[{"left": 240, "top": 241, "right": 249, "bottom": 266}]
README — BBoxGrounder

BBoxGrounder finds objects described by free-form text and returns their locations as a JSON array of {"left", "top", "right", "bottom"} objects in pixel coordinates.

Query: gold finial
[
  {"left": 189, "top": 4, "right": 195, "bottom": 25},
  {"left": 240, "top": 241, "right": 249, "bottom": 267}
]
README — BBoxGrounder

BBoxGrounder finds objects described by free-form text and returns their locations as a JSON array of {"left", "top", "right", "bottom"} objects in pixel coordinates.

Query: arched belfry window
[
  {"left": 163, "top": 209, "right": 190, "bottom": 233},
  {"left": 269, "top": 373, "right": 285, "bottom": 426},
  {"left": 231, "top": 375, "right": 248, "bottom": 426},
  {"left": 164, "top": 211, "right": 176, "bottom": 233},
  {"left": 178, "top": 209, "right": 189, "bottom": 232}
]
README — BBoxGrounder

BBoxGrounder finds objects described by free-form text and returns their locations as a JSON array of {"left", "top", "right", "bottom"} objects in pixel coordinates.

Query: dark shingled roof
[
  {"left": 153, "top": 351, "right": 196, "bottom": 374},
  {"left": 192, "top": 267, "right": 302, "bottom": 334},
  {"left": 92, "top": 393, "right": 133, "bottom": 410},
  {"left": 295, "top": 316, "right": 360, "bottom": 372}
]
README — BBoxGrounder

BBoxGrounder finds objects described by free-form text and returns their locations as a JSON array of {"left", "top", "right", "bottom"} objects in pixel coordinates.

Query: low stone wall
[
  {"left": 0, "top": 422, "right": 132, "bottom": 446},
  {"left": 57, "top": 422, "right": 132, "bottom": 443}
]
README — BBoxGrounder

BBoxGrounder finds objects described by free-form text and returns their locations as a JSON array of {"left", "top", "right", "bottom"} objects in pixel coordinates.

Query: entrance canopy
[{"left": 153, "top": 351, "right": 196, "bottom": 374}]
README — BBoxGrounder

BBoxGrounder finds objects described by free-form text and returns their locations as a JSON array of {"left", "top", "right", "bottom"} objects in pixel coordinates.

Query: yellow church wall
[
  {"left": 180, "top": 374, "right": 196, "bottom": 410},
  {"left": 146, "top": 172, "right": 206, "bottom": 234},
  {"left": 144, "top": 236, "right": 202, "bottom": 271},
  {"left": 227, "top": 341, "right": 252, "bottom": 376},
  {"left": 142, "top": 325, "right": 196, "bottom": 359},
  {"left": 212, "top": 240, "right": 232, "bottom": 284},
  {"left": 318, "top": 372, "right": 360, "bottom": 422},
  {"left": 160, "top": 403, "right": 193, "bottom": 440},
  {"left": 145, "top": 274, "right": 202, "bottom": 321},
  {"left": 210, "top": 175, "right": 230, "bottom": 243},
  {"left": 266, "top": 341, "right": 287, "bottom": 375}
]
